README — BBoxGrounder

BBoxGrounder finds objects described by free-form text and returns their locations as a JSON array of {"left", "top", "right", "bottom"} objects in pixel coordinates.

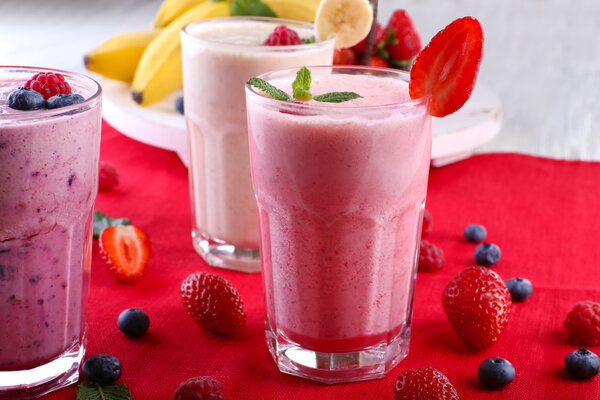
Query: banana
[
  {"left": 153, "top": 0, "right": 205, "bottom": 28},
  {"left": 131, "top": 1, "right": 231, "bottom": 106},
  {"left": 84, "top": 29, "right": 161, "bottom": 83},
  {"left": 314, "top": 0, "right": 373, "bottom": 48},
  {"left": 262, "top": 0, "right": 321, "bottom": 23}
]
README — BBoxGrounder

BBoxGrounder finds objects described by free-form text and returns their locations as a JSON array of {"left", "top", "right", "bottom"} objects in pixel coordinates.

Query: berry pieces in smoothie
[
  {"left": 264, "top": 25, "right": 302, "bottom": 46},
  {"left": 24, "top": 72, "right": 71, "bottom": 100},
  {"left": 418, "top": 240, "right": 445, "bottom": 272},
  {"left": 99, "top": 225, "right": 152, "bottom": 283},
  {"left": 117, "top": 308, "right": 150, "bottom": 338},
  {"left": 564, "top": 301, "right": 600, "bottom": 346},
  {"left": 98, "top": 161, "right": 120, "bottom": 192},
  {"left": 174, "top": 376, "right": 225, "bottom": 400},
  {"left": 477, "top": 357, "right": 516, "bottom": 389},
  {"left": 464, "top": 223, "right": 487, "bottom": 243},
  {"left": 474, "top": 242, "right": 501, "bottom": 267},
  {"left": 409, "top": 16, "right": 484, "bottom": 117},
  {"left": 46, "top": 93, "right": 84, "bottom": 109},
  {"left": 180, "top": 272, "right": 246, "bottom": 336},
  {"left": 505, "top": 277, "right": 533, "bottom": 302},
  {"left": 442, "top": 266, "right": 512, "bottom": 348},
  {"left": 6, "top": 88, "right": 45, "bottom": 110},
  {"left": 393, "top": 367, "right": 460, "bottom": 400},
  {"left": 564, "top": 348, "right": 600, "bottom": 380},
  {"left": 82, "top": 354, "right": 122, "bottom": 385}
]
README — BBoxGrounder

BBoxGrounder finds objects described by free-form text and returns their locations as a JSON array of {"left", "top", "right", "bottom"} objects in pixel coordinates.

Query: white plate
[{"left": 102, "top": 79, "right": 502, "bottom": 168}]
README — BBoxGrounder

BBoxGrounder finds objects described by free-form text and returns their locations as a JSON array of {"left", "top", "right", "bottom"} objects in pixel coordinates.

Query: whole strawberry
[
  {"left": 174, "top": 376, "right": 225, "bottom": 400},
  {"left": 180, "top": 272, "right": 246, "bottom": 336},
  {"left": 442, "top": 266, "right": 511, "bottom": 348},
  {"left": 385, "top": 9, "right": 422, "bottom": 61},
  {"left": 564, "top": 301, "right": 600, "bottom": 346},
  {"left": 393, "top": 367, "right": 460, "bottom": 400}
]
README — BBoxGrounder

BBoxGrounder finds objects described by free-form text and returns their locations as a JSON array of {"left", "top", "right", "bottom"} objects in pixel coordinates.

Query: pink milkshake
[
  {"left": 246, "top": 66, "right": 431, "bottom": 383},
  {"left": 181, "top": 17, "right": 334, "bottom": 272},
  {"left": 0, "top": 67, "right": 101, "bottom": 398}
]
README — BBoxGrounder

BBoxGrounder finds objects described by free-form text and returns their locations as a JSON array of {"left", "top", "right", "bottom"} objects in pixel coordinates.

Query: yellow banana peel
[
  {"left": 132, "top": 1, "right": 231, "bottom": 106},
  {"left": 153, "top": 0, "right": 206, "bottom": 28},
  {"left": 262, "top": 0, "right": 321, "bottom": 22},
  {"left": 84, "top": 29, "right": 161, "bottom": 83}
]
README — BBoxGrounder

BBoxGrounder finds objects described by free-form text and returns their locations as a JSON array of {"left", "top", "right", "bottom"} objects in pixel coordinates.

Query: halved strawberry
[
  {"left": 409, "top": 17, "right": 484, "bottom": 117},
  {"left": 99, "top": 225, "right": 151, "bottom": 283}
]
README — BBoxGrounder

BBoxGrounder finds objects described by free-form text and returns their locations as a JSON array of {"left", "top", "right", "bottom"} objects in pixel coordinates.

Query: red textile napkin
[{"left": 44, "top": 121, "right": 600, "bottom": 399}]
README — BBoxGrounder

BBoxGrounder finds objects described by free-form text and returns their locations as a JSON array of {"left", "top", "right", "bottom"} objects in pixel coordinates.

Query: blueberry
[
  {"left": 477, "top": 357, "right": 515, "bottom": 388},
  {"left": 565, "top": 348, "right": 600, "bottom": 379},
  {"left": 175, "top": 96, "right": 184, "bottom": 114},
  {"left": 82, "top": 354, "right": 122, "bottom": 384},
  {"left": 46, "top": 93, "right": 85, "bottom": 109},
  {"left": 6, "top": 88, "right": 45, "bottom": 110},
  {"left": 505, "top": 277, "right": 533, "bottom": 302},
  {"left": 117, "top": 308, "right": 150, "bottom": 338},
  {"left": 464, "top": 224, "right": 487, "bottom": 243},
  {"left": 474, "top": 242, "right": 501, "bottom": 266}
]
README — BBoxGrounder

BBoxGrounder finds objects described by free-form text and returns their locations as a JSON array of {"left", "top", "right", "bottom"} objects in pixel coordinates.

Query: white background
[{"left": 2, "top": 0, "right": 599, "bottom": 160}]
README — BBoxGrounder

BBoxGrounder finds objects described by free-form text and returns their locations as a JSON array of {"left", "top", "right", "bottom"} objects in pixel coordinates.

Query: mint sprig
[
  {"left": 93, "top": 210, "right": 131, "bottom": 238},
  {"left": 247, "top": 66, "right": 362, "bottom": 104},
  {"left": 77, "top": 382, "right": 132, "bottom": 400},
  {"left": 292, "top": 66, "right": 312, "bottom": 100},
  {"left": 231, "top": 0, "right": 276, "bottom": 17},
  {"left": 301, "top": 36, "right": 316, "bottom": 44}
]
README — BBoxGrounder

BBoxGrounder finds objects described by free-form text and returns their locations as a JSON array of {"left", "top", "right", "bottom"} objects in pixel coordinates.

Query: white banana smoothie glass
[{"left": 181, "top": 17, "right": 334, "bottom": 272}]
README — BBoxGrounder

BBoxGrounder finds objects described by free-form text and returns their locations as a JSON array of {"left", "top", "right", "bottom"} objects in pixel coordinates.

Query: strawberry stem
[{"left": 360, "top": 0, "right": 378, "bottom": 65}]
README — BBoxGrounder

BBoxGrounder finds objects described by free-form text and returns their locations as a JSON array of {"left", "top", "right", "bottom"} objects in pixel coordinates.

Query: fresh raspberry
[
  {"left": 418, "top": 240, "right": 445, "bottom": 272},
  {"left": 24, "top": 72, "right": 71, "bottom": 100},
  {"left": 385, "top": 9, "right": 422, "bottom": 60},
  {"left": 333, "top": 48, "right": 357, "bottom": 65},
  {"left": 368, "top": 56, "right": 389, "bottom": 68},
  {"left": 352, "top": 22, "right": 386, "bottom": 54},
  {"left": 421, "top": 209, "right": 433, "bottom": 237},
  {"left": 442, "top": 266, "right": 512, "bottom": 349},
  {"left": 264, "top": 25, "right": 302, "bottom": 46},
  {"left": 564, "top": 301, "right": 600, "bottom": 346},
  {"left": 98, "top": 161, "right": 120, "bottom": 192},
  {"left": 393, "top": 367, "right": 460, "bottom": 400},
  {"left": 180, "top": 272, "right": 246, "bottom": 336},
  {"left": 174, "top": 376, "right": 225, "bottom": 400},
  {"left": 409, "top": 17, "right": 484, "bottom": 117}
]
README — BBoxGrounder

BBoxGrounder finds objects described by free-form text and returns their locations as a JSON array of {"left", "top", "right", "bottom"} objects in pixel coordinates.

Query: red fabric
[{"left": 44, "top": 121, "right": 600, "bottom": 399}]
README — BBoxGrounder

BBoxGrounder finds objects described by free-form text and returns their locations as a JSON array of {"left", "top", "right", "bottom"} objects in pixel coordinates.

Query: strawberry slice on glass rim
[{"left": 409, "top": 16, "right": 484, "bottom": 118}]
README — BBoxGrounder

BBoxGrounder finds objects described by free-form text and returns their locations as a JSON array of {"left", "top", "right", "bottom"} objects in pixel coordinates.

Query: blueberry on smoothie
[
  {"left": 82, "top": 354, "right": 122, "bottom": 384},
  {"left": 117, "top": 308, "right": 150, "bottom": 338},
  {"left": 46, "top": 93, "right": 85, "bottom": 109},
  {"left": 7, "top": 88, "right": 45, "bottom": 110}
]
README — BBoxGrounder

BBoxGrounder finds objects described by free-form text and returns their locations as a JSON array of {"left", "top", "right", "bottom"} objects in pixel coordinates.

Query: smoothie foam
[{"left": 248, "top": 72, "right": 431, "bottom": 353}]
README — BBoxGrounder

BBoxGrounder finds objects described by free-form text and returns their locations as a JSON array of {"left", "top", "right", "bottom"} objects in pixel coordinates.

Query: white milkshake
[{"left": 181, "top": 17, "right": 334, "bottom": 272}]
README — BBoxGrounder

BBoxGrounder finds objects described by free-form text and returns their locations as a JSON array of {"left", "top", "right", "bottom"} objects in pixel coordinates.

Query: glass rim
[
  {"left": 245, "top": 65, "right": 431, "bottom": 112},
  {"left": 0, "top": 66, "right": 102, "bottom": 122},
  {"left": 181, "top": 16, "right": 335, "bottom": 51}
]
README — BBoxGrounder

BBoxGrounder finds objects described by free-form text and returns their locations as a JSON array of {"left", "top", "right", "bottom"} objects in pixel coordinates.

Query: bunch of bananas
[{"left": 85, "top": 0, "right": 322, "bottom": 106}]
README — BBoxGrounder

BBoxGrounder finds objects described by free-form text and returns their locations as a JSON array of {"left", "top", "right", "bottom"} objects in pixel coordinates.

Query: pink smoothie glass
[
  {"left": 181, "top": 17, "right": 334, "bottom": 273},
  {"left": 0, "top": 67, "right": 102, "bottom": 398},
  {"left": 245, "top": 66, "right": 432, "bottom": 383}
]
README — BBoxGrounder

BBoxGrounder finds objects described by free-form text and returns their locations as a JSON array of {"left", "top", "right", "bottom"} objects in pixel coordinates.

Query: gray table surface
[{"left": 2, "top": 0, "right": 599, "bottom": 161}]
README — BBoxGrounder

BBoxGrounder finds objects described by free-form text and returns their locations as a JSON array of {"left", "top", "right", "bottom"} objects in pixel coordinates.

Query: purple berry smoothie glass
[{"left": 0, "top": 66, "right": 102, "bottom": 398}]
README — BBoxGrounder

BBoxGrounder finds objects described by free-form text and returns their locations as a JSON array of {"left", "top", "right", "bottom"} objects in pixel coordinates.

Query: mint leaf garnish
[
  {"left": 231, "top": 0, "right": 276, "bottom": 17},
  {"left": 77, "top": 382, "right": 132, "bottom": 400},
  {"left": 247, "top": 77, "right": 292, "bottom": 101},
  {"left": 93, "top": 210, "right": 131, "bottom": 238},
  {"left": 313, "top": 92, "right": 362, "bottom": 103},
  {"left": 301, "top": 36, "right": 316, "bottom": 44},
  {"left": 292, "top": 66, "right": 312, "bottom": 100}
]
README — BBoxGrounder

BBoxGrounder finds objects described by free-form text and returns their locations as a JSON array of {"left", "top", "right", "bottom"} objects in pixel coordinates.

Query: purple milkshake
[{"left": 0, "top": 67, "right": 101, "bottom": 398}]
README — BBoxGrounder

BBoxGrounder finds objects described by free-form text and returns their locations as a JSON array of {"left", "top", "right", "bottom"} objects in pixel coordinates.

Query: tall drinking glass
[
  {"left": 0, "top": 67, "right": 102, "bottom": 398},
  {"left": 181, "top": 17, "right": 334, "bottom": 273},
  {"left": 246, "top": 66, "right": 432, "bottom": 383}
]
